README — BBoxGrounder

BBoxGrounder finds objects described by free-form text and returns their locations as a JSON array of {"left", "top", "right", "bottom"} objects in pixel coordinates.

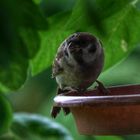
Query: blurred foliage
[
  {"left": 0, "top": 0, "right": 140, "bottom": 91},
  {"left": 99, "top": 45, "right": 140, "bottom": 86},
  {"left": 0, "top": 0, "right": 140, "bottom": 140},
  {"left": 10, "top": 113, "right": 73, "bottom": 140},
  {"left": 0, "top": 93, "right": 13, "bottom": 135},
  {"left": 0, "top": 0, "right": 47, "bottom": 91},
  {"left": 0, "top": 113, "right": 73, "bottom": 140},
  {"left": 95, "top": 136, "right": 123, "bottom": 140},
  {"left": 31, "top": 0, "right": 140, "bottom": 76},
  {"left": 40, "top": 0, "right": 75, "bottom": 17}
]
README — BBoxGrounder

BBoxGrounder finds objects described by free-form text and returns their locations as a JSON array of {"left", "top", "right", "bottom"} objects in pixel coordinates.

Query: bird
[{"left": 51, "top": 32, "right": 105, "bottom": 118}]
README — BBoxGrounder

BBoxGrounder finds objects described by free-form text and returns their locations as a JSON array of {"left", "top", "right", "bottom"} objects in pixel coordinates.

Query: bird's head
[{"left": 63, "top": 32, "right": 103, "bottom": 65}]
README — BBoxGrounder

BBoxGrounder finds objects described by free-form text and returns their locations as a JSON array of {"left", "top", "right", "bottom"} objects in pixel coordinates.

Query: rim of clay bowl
[{"left": 54, "top": 84, "right": 140, "bottom": 107}]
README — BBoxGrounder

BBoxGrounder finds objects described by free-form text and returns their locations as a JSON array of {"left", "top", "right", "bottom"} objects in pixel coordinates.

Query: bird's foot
[
  {"left": 51, "top": 87, "right": 71, "bottom": 118},
  {"left": 96, "top": 80, "right": 110, "bottom": 95},
  {"left": 51, "top": 106, "right": 61, "bottom": 118},
  {"left": 63, "top": 107, "right": 70, "bottom": 115},
  {"left": 51, "top": 106, "right": 70, "bottom": 118}
]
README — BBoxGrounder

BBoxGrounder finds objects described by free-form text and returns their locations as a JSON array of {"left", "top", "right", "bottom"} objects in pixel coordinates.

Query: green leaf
[
  {"left": 11, "top": 113, "right": 73, "bottom": 140},
  {"left": 65, "top": 0, "right": 132, "bottom": 34},
  {"left": 19, "top": 28, "right": 41, "bottom": 58},
  {"left": 31, "top": 0, "right": 140, "bottom": 76},
  {"left": 40, "top": 0, "right": 75, "bottom": 17},
  {"left": 0, "top": 0, "right": 47, "bottom": 92},
  {"left": 0, "top": 93, "right": 13, "bottom": 135},
  {"left": 103, "top": 2, "right": 140, "bottom": 70},
  {"left": 18, "top": 0, "right": 48, "bottom": 30},
  {"left": 0, "top": 37, "right": 29, "bottom": 91},
  {"left": 31, "top": 12, "right": 73, "bottom": 75},
  {"left": 66, "top": 0, "right": 140, "bottom": 70}
]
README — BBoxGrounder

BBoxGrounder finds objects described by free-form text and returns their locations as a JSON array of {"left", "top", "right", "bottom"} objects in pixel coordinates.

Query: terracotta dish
[{"left": 54, "top": 84, "right": 140, "bottom": 135}]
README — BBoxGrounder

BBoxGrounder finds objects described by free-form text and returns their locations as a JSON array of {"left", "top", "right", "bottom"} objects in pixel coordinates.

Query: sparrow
[{"left": 51, "top": 32, "right": 105, "bottom": 118}]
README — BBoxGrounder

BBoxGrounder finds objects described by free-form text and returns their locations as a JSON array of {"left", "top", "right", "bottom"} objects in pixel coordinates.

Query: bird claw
[
  {"left": 63, "top": 107, "right": 70, "bottom": 115},
  {"left": 51, "top": 106, "right": 61, "bottom": 118},
  {"left": 51, "top": 106, "right": 70, "bottom": 118},
  {"left": 96, "top": 80, "right": 110, "bottom": 95},
  {"left": 51, "top": 87, "right": 71, "bottom": 118}
]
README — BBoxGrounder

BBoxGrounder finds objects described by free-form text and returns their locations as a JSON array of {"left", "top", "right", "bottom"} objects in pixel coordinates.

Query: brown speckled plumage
[
  {"left": 51, "top": 32, "right": 104, "bottom": 118},
  {"left": 52, "top": 32, "right": 104, "bottom": 90}
]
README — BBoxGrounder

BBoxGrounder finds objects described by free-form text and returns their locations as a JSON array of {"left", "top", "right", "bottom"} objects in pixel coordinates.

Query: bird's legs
[
  {"left": 51, "top": 88, "right": 70, "bottom": 118},
  {"left": 96, "top": 80, "right": 110, "bottom": 95}
]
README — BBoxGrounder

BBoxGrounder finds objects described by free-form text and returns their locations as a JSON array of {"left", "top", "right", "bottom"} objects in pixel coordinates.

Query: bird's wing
[
  {"left": 52, "top": 50, "right": 64, "bottom": 78},
  {"left": 52, "top": 60, "right": 63, "bottom": 78}
]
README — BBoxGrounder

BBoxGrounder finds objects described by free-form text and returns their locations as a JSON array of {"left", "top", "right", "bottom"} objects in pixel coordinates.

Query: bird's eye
[{"left": 88, "top": 44, "right": 97, "bottom": 53}]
